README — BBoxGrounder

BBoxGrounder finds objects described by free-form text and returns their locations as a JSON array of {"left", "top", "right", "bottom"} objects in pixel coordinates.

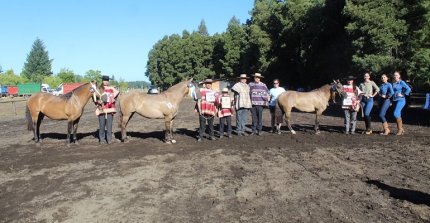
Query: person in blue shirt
[
  {"left": 378, "top": 74, "right": 394, "bottom": 135},
  {"left": 392, "top": 71, "right": 411, "bottom": 135},
  {"left": 268, "top": 79, "right": 286, "bottom": 134}
]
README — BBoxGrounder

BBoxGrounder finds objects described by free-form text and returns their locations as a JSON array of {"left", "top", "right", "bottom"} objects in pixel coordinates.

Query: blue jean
[
  {"left": 393, "top": 99, "right": 406, "bottom": 119},
  {"left": 251, "top": 105, "right": 264, "bottom": 133},
  {"left": 378, "top": 98, "right": 391, "bottom": 123},
  {"left": 98, "top": 113, "right": 113, "bottom": 143},
  {"left": 361, "top": 97, "right": 374, "bottom": 117},
  {"left": 219, "top": 116, "right": 232, "bottom": 135},
  {"left": 235, "top": 108, "right": 249, "bottom": 134},
  {"left": 199, "top": 115, "right": 214, "bottom": 138},
  {"left": 344, "top": 110, "right": 357, "bottom": 133}
]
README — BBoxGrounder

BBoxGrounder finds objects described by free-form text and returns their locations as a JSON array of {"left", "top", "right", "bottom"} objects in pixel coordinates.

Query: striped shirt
[{"left": 249, "top": 82, "right": 269, "bottom": 106}]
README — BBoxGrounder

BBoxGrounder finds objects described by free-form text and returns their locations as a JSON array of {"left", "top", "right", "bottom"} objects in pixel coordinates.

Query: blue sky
[{"left": 0, "top": 0, "right": 253, "bottom": 82}]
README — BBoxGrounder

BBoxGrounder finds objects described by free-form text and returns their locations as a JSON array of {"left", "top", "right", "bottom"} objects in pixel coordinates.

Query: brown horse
[
  {"left": 118, "top": 79, "right": 193, "bottom": 143},
  {"left": 277, "top": 81, "right": 343, "bottom": 134},
  {"left": 26, "top": 82, "right": 98, "bottom": 146}
]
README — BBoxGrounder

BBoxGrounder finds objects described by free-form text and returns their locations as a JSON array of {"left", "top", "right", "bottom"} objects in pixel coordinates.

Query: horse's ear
[{"left": 188, "top": 77, "right": 194, "bottom": 82}]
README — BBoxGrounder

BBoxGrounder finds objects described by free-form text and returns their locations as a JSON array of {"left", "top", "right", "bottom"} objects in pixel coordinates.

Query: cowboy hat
[
  {"left": 237, "top": 74, "right": 249, "bottom": 79},
  {"left": 222, "top": 87, "right": 229, "bottom": 92},
  {"left": 252, "top": 73, "right": 264, "bottom": 78},
  {"left": 204, "top": 78, "right": 213, "bottom": 83},
  {"left": 102, "top": 75, "right": 110, "bottom": 81},
  {"left": 344, "top": 75, "right": 356, "bottom": 81}
]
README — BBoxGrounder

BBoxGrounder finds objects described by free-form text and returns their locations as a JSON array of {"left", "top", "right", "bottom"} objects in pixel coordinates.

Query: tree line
[
  {"left": 0, "top": 38, "right": 147, "bottom": 90},
  {"left": 146, "top": 0, "right": 430, "bottom": 91}
]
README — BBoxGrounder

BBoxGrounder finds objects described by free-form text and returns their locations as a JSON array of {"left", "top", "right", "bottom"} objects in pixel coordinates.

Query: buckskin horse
[
  {"left": 118, "top": 78, "right": 193, "bottom": 143},
  {"left": 26, "top": 82, "right": 98, "bottom": 146},
  {"left": 276, "top": 81, "right": 343, "bottom": 134}
]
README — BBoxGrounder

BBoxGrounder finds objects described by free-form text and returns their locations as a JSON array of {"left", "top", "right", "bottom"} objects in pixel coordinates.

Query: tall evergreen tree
[
  {"left": 197, "top": 19, "right": 209, "bottom": 36},
  {"left": 344, "top": 0, "right": 407, "bottom": 74},
  {"left": 22, "top": 38, "right": 53, "bottom": 83}
]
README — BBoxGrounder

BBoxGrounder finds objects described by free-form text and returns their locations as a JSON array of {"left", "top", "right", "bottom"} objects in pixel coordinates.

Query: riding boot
[
  {"left": 396, "top": 118, "right": 404, "bottom": 135},
  {"left": 363, "top": 117, "right": 368, "bottom": 134},
  {"left": 380, "top": 122, "right": 390, "bottom": 135},
  {"left": 365, "top": 116, "right": 372, "bottom": 134}
]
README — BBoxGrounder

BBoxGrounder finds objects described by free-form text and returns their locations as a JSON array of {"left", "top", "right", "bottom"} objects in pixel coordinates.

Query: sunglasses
[{"left": 273, "top": 82, "right": 279, "bottom": 84}]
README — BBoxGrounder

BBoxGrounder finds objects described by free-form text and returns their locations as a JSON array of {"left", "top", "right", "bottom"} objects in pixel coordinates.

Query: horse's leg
[
  {"left": 66, "top": 121, "right": 73, "bottom": 146},
  {"left": 120, "top": 112, "right": 132, "bottom": 143},
  {"left": 169, "top": 119, "right": 176, "bottom": 143},
  {"left": 72, "top": 118, "right": 80, "bottom": 144},
  {"left": 284, "top": 109, "right": 296, "bottom": 134},
  {"left": 164, "top": 119, "right": 172, "bottom": 143},
  {"left": 35, "top": 113, "right": 44, "bottom": 144},
  {"left": 315, "top": 111, "right": 321, "bottom": 135}
]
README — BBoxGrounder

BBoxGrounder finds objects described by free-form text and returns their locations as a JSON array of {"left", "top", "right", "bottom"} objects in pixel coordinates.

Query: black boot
[{"left": 365, "top": 116, "right": 372, "bottom": 134}]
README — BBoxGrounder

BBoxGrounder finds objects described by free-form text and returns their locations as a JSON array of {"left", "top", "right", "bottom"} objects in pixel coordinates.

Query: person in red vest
[
  {"left": 215, "top": 87, "right": 234, "bottom": 139},
  {"left": 341, "top": 75, "right": 362, "bottom": 134},
  {"left": 196, "top": 79, "right": 218, "bottom": 141},
  {"left": 96, "top": 75, "right": 119, "bottom": 144}
]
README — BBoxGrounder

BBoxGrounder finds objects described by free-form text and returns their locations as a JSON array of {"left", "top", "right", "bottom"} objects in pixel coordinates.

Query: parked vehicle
[
  {"left": 0, "top": 85, "right": 8, "bottom": 97},
  {"left": 52, "top": 83, "right": 84, "bottom": 96},
  {"left": 18, "top": 83, "right": 41, "bottom": 97},
  {"left": 41, "top": 84, "right": 53, "bottom": 93},
  {"left": 7, "top": 86, "right": 18, "bottom": 97},
  {"left": 147, "top": 85, "right": 160, "bottom": 94}
]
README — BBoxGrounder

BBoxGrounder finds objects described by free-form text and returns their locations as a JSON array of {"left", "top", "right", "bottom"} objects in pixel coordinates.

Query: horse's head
[
  {"left": 331, "top": 79, "right": 343, "bottom": 94},
  {"left": 89, "top": 82, "right": 102, "bottom": 102},
  {"left": 329, "top": 79, "right": 343, "bottom": 103}
]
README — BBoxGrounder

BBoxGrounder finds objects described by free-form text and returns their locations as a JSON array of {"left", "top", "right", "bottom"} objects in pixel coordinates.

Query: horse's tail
[
  {"left": 26, "top": 105, "right": 33, "bottom": 131},
  {"left": 116, "top": 94, "right": 123, "bottom": 128}
]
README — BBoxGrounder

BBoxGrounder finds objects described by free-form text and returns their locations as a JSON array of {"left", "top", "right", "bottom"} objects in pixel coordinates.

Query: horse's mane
[
  {"left": 312, "top": 84, "right": 331, "bottom": 92},
  {"left": 164, "top": 80, "right": 188, "bottom": 93},
  {"left": 60, "top": 83, "right": 89, "bottom": 100}
]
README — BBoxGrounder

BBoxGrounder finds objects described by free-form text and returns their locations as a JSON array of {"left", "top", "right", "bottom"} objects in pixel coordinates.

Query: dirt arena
[{"left": 0, "top": 97, "right": 429, "bottom": 222}]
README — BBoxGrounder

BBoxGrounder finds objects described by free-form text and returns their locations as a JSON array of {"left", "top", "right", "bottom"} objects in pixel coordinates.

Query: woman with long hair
[
  {"left": 359, "top": 72, "right": 380, "bottom": 134},
  {"left": 378, "top": 74, "right": 394, "bottom": 135},
  {"left": 391, "top": 71, "right": 411, "bottom": 135}
]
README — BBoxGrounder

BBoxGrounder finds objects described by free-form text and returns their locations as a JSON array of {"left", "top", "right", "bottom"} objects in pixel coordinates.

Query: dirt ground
[{"left": 0, "top": 98, "right": 429, "bottom": 222}]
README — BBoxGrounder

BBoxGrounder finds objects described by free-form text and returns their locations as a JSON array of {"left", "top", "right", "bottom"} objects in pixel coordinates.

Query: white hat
[
  {"left": 222, "top": 87, "right": 229, "bottom": 92},
  {"left": 252, "top": 73, "right": 264, "bottom": 78},
  {"left": 237, "top": 74, "right": 249, "bottom": 79}
]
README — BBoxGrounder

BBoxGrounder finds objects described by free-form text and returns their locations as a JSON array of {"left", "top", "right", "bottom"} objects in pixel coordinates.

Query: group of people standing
[
  {"left": 93, "top": 71, "right": 411, "bottom": 144},
  {"left": 341, "top": 71, "right": 411, "bottom": 135},
  {"left": 195, "top": 73, "right": 285, "bottom": 141},
  {"left": 195, "top": 70, "right": 411, "bottom": 141}
]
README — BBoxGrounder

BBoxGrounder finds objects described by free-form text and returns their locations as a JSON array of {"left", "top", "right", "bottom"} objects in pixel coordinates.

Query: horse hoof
[
  {"left": 35, "top": 142, "right": 41, "bottom": 147},
  {"left": 315, "top": 131, "right": 321, "bottom": 135},
  {"left": 66, "top": 143, "right": 71, "bottom": 148},
  {"left": 291, "top": 130, "right": 296, "bottom": 135},
  {"left": 171, "top": 139, "right": 177, "bottom": 144},
  {"left": 74, "top": 141, "right": 80, "bottom": 145},
  {"left": 165, "top": 140, "right": 172, "bottom": 144}
]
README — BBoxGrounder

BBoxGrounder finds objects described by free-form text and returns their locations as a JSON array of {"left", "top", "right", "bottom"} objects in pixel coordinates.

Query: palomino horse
[
  {"left": 277, "top": 81, "right": 343, "bottom": 134},
  {"left": 26, "top": 82, "right": 98, "bottom": 146},
  {"left": 118, "top": 78, "right": 193, "bottom": 143}
]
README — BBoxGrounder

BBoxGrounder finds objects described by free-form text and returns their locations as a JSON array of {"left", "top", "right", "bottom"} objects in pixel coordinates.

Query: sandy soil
[{"left": 0, "top": 98, "right": 429, "bottom": 222}]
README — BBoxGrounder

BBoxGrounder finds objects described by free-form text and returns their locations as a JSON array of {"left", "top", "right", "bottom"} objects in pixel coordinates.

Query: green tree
[
  {"left": 42, "top": 75, "right": 62, "bottom": 89},
  {"left": 213, "top": 17, "right": 248, "bottom": 78},
  {"left": 402, "top": 0, "right": 430, "bottom": 86},
  {"left": 57, "top": 68, "right": 76, "bottom": 83},
  {"left": 0, "top": 69, "right": 28, "bottom": 85},
  {"left": 197, "top": 19, "right": 209, "bottom": 36},
  {"left": 83, "top": 69, "right": 102, "bottom": 84},
  {"left": 22, "top": 38, "right": 53, "bottom": 82},
  {"left": 344, "top": 0, "right": 407, "bottom": 74}
]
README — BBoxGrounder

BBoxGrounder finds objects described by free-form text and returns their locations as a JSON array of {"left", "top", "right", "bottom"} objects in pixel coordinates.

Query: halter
[{"left": 91, "top": 82, "right": 103, "bottom": 102}]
